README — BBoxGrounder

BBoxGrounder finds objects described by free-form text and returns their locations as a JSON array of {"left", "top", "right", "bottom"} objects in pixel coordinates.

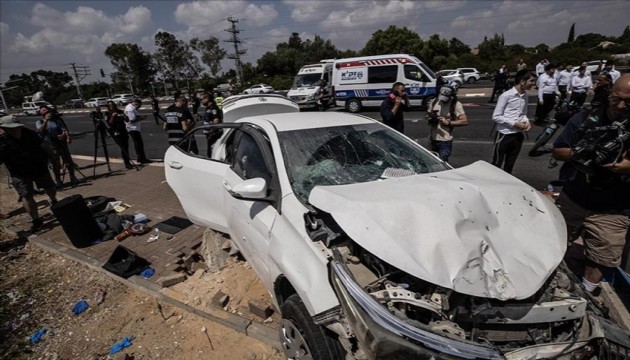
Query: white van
[
  {"left": 332, "top": 54, "right": 437, "bottom": 113},
  {"left": 22, "top": 101, "right": 51, "bottom": 116},
  {"left": 287, "top": 60, "right": 334, "bottom": 110}
]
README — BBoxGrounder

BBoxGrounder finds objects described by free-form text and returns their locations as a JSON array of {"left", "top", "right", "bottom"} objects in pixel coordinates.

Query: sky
[{"left": 0, "top": 0, "right": 628, "bottom": 85}]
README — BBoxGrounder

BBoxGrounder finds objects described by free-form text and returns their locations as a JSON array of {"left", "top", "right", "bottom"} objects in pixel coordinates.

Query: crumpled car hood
[{"left": 309, "top": 161, "right": 567, "bottom": 300}]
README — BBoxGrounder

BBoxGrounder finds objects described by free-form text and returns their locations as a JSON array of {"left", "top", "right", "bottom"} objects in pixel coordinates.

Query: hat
[
  {"left": 0, "top": 115, "right": 24, "bottom": 128},
  {"left": 439, "top": 86, "right": 454, "bottom": 97}
]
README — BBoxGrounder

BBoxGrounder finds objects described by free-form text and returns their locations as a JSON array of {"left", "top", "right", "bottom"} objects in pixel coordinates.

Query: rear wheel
[
  {"left": 279, "top": 294, "right": 345, "bottom": 360},
  {"left": 346, "top": 98, "right": 362, "bottom": 113},
  {"left": 467, "top": 77, "right": 476, "bottom": 84},
  {"left": 421, "top": 95, "right": 436, "bottom": 110}
]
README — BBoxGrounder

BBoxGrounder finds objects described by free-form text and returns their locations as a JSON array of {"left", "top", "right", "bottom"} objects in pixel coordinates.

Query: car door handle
[
  {"left": 222, "top": 180, "right": 232, "bottom": 192},
  {"left": 168, "top": 161, "right": 183, "bottom": 170}
]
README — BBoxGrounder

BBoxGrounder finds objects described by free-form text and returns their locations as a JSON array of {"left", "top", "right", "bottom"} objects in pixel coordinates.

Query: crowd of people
[{"left": 379, "top": 69, "right": 629, "bottom": 297}]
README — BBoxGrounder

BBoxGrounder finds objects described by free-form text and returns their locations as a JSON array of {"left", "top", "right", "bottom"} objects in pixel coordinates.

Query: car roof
[{"left": 238, "top": 111, "right": 376, "bottom": 132}]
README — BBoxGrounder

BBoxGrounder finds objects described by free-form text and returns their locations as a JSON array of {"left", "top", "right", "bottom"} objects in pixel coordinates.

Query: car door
[
  {"left": 221, "top": 126, "right": 281, "bottom": 289},
  {"left": 404, "top": 64, "right": 431, "bottom": 106},
  {"left": 165, "top": 123, "right": 242, "bottom": 233}
]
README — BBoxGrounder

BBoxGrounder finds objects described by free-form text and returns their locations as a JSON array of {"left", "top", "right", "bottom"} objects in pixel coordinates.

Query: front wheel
[
  {"left": 279, "top": 294, "right": 345, "bottom": 360},
  {"left": 345, "top": 98, "right": 362, "bottom": 113},
  {"left": 528, "top": 128, "right": 554, "bottom": 156}
]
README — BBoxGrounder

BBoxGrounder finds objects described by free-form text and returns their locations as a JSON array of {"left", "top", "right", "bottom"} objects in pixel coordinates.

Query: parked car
[
  {"left": 438, "top": 69, "right": 465, "bottom": 87},
  {"left": 110, "top": 94, "right": 139, "bottom": 106},
  {"left": 214, "top": 83, "right": 233, "bottom": 94},
  {"left": 242, "top": 84, "right": 274, "bottom": 94},
  {"left": 22, "top": 101, "right": 51, "bottom": 116},
  {"left": 64, "top": 98, "right": 84, "bottom": 109},
  {"left": 165, "top": 94, "right": 630, "bottom": 360},
  {"left": 456, "top": 67, "right": 481, "bottom": 83},
  {"left": 572, "top": 60, "right": 607, "bottom": 75},
  {"left": 85, "top": 97, "right": 110, "bottom": 108}
]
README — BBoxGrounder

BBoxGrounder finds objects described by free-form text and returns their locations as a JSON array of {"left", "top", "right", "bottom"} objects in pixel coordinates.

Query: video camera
[
  {"left": 428, "top": 110, "right": 440, "bottom": 126},
  {"left": 570, "top": 115, "right": 630, "bottom": 176}
]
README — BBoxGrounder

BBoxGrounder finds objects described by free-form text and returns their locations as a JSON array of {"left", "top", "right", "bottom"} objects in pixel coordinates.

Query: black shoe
[
  {"left": 31, "top": 218, "right": 44, "bottom": 232},
  {"left": 125, "top": 164, "right": 134, "bottom": 169}
]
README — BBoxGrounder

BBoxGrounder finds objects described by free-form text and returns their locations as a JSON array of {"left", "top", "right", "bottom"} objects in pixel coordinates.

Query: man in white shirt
[
  {"left": 535, "top": 63, "right": 558, "bottom": 125},
  {"left": 491, "top": 69, "right": 535, "bottom": 174},
  {"left": 557, "top": 64, "right": 572, "bottom": 102},
  {"left": 535, "top": 59, "right": 546, "bottom": 88},
  {"left": 602, "top": 60, "right": 621, "bottom": 84},
  {"left": 124, "top": 99, "right": 150, "bottom": 164},
  {"left": 569, "top": 66, "right": 592, "bottom": 107}
]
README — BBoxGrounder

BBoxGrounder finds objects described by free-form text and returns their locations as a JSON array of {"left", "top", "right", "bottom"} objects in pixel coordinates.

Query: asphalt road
[{"left": 18, "top": 93, "right": 566, "bottom": 191}]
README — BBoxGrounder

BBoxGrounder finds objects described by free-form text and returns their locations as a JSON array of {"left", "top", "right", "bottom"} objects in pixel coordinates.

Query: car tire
[
  {"left": 467, "top": 77, "right": 476, "bottom": 84},
  {"left": 345, "top": 98, "right": 362, "bottom": 113},
  {"left": 421, "top": 95, "right": 436, "bottom": 110},
  {"left": 279, "top": 294, "right": 345, "bottom": 360}
]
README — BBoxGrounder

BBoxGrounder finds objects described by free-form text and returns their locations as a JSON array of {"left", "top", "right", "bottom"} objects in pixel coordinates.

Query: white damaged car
[{"left": 165, "top": 94, "right": 630, "bottom": 360}]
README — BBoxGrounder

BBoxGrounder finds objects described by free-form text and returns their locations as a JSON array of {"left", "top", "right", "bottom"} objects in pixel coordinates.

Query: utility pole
[
  {"left": 68, "top": 63, "right": 90, "bottom": 99},
  {"left": 224, "top": 17, "right": 247, "bottom": 84}
]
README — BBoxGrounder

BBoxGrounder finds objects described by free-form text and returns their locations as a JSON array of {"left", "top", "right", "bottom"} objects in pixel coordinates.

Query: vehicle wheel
[
  {"left": 528, "top": 130, "right": 553, "bottom": 156},
  {"left": 279, "top": 294, "right": 345, "bottom": 360},
  {"left": 467, "top": 77, "right": 476, "bottom": 84},
  {"left": 345, "top": 98, "right": 362, "bottom": 113}
]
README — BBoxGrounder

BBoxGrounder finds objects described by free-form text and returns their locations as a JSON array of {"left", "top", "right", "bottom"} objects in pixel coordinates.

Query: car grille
[{"left": 290, "top": 96, "right": 306, "bottom": 101}]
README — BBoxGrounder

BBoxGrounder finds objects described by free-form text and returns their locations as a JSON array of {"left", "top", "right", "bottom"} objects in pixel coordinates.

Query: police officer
[{"left": 200, "top": 92, "right": 223, "bottom": 158}]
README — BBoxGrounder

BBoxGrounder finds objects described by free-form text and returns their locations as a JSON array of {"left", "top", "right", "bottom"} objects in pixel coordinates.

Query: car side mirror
[{"left": 228, "top": 178, "right": 268, "bottom": 200}]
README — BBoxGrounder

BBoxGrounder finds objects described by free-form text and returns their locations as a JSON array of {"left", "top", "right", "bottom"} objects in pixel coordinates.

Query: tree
[
  {"left": 568, "top": 23, "right": 575, "bottom": 43},
  {"left": 104, "top": 43, "right": 155, "bottom": 94},
  {"left": 154, "top": 31, "right": 200, "bottom": 90},
  {"left": 421, "top": 34, "right": 450, "bottom": 68},
  {"left": 361, "top": 26, "right": 424, "bottom": 56},
  {"left": 477, "top": 34, "right": 507, "bottom": 61},
  {"left": 190, "top": 37, "right": 227, "bottom": 77},
  {"left": 448, "top": 37, "right": 470, "bottom": 56}
]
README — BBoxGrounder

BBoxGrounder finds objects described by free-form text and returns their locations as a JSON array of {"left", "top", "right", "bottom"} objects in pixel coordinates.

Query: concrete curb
[{"left": 27, "top": 235, "right": 282, "bottom": 350}]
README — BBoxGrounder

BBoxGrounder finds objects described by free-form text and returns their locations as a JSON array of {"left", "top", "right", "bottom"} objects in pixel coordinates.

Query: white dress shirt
[
  {"left": 492, "top": 87, "right": 529, "bottom": 135},
  {"left": 537, "top": 73, "right": 558, "bottom": 102},
  {"left": 536, "top": 62, "right": 545, "bottom": 75},
  {"left": 608, "top": 69, "right": 621, "bottom": 84},
  {"left": 571, "top": 74, "right": 592, "bottom": 93},
  {"left": 124, "top": 103, "right": 141, "bottom": 132},
  {"left": 557, "top": 70, "right": 572, "bottom": 86}
]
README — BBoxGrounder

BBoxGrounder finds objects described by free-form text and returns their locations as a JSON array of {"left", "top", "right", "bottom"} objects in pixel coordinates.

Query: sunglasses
[{"left": 609, "top": 96, "right": 630, "bottom": 108}]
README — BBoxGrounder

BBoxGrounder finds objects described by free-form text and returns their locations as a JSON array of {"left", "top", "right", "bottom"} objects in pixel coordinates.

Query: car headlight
[
  {"left": 329, "top": 249, "right": 502, "bottom": 360},
  {"left": 307, "top": 93, "right": 317, "bottom": 100}
]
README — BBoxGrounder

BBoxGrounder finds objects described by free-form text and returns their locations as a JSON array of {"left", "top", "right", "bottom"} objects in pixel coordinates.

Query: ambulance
[
  {"left": 332, "top": 54, "right": 437, "bottom": 113},
  {"left": 287, "top": 60, "right": 334, "bottom": 110}
]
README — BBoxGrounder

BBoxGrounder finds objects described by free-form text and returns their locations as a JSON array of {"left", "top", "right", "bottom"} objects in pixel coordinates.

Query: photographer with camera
[
  {"left": 0, "top": 115, "right": 58, "bottom": 231},
  {"left": 380, "top": 82, "right": 410, "bottom": 134},
  {"left": 105, "top": 101, "right": 134, "bottom": 169},
  {"left": 491, "top": 69, "right": 535, "bottom": 174},
  {"left": 425, "top": 85, "right": 468, "bottom": 162},
  {"left": 551, "top": 73, "right": 630, "bottom": 295},
  {"left": 36, "top": 105, "right": 79, "bottom": 187}
]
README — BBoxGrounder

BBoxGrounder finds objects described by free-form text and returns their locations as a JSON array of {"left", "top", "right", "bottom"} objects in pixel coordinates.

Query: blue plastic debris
[
  {"left": 110, "top": 336, "right": 135, "bottom": 354},
  {"left": 140, "top": 267, "right": 155, "bottom": 279},
  {"left": 71, "top": 300, "right": 89, "bottom": 315},
  {"left": 30, "top": 328, "right": 47, "bottom": 343}
]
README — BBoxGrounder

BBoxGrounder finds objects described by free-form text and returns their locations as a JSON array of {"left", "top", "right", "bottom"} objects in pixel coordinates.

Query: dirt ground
[{"left": 0, "top": 186, "right": 283, "bottom": 359}]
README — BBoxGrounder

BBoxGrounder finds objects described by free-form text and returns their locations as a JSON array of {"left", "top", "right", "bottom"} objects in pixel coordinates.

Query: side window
[
  {"left": 404, "top": 65, "right": 424, "bottom": 81},
  {"left": 232, "top": 132, "right": 272, "bottom": 184},
  {"left": 368, "top": 65, "right": 397, "bottom": 84},
  {"left": 323, "top": 72, "right": 330, "bottom": 82}
]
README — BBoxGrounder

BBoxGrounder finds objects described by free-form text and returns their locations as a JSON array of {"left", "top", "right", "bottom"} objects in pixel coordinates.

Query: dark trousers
[
  {"left": 570, "top": 92, "right": 587, "bottom": 107},
  {"left": 384, "top": 118, "right": 404, "bottom": 134},
  {"left": 558, "top": 85, "right": 568, "bottom": 102},
  {"left": 128, "top": 130, "right": 148, "bottom": 162},
  {"left": 489, "top": 83, "right": 504, "bottom": 102},
  {"left": 113, "top": 132, "right": 132, "bottom": 166},
  {"left": 152, "top": 110, "right": 165, "bottom": 124},
  {"left": 535, "top": 93, "right": 556, "bottom": 122},
  {"left": 430, "top": 140, "right": 453, "bottom": 162},
  {"left": 491, "top": 132, "right": 524, "bottom": 174}
]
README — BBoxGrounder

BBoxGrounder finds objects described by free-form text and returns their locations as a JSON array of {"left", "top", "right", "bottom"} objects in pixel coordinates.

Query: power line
[
  {"left": 68, "top": 63, "right": 90, "bottom": 99},
  {"left": 224, "top": 17, "right": 247, "bottom": 84}
]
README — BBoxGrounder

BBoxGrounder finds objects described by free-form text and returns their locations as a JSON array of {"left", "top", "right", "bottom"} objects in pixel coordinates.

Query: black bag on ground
[
  {"left": 51, "top": 194, "right": 103, "bottom": 248},
  {"left": 102, "top": 245, "right": 150, "bottom": 278}
]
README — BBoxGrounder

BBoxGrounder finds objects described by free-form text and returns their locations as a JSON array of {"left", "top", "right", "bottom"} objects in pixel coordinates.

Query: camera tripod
[
  {"left": 92, "top": 115, "right": 139, "bottom": 175},
  {"left": 55, "top": 142, "right": 88, "bottom": 185}
]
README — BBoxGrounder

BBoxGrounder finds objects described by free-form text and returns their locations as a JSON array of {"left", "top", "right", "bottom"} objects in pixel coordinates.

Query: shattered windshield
[
  {"left": 279, "top": 123, "right": 449, "bottom": 202},
  {"left": 292, "top": 74, "right": 322, "bottom": 88}
]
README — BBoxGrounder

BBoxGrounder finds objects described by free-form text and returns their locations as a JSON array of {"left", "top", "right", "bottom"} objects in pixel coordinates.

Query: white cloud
[{"left": 175, "top": 1, "right": 278, "bottom": 29}]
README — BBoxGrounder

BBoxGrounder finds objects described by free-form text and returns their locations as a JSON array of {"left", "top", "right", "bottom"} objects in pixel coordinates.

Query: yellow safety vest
[{"left": 215, "top": 96, "right": 223, "bottom": 109}]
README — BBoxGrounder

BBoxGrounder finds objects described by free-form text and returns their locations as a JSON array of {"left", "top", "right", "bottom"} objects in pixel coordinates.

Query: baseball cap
[
  {"left": 0, "top": 115, "right": 24, "bottom": 128},
  {"left": 439, "top": 86, "right": 454, "bottom": 97}
]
